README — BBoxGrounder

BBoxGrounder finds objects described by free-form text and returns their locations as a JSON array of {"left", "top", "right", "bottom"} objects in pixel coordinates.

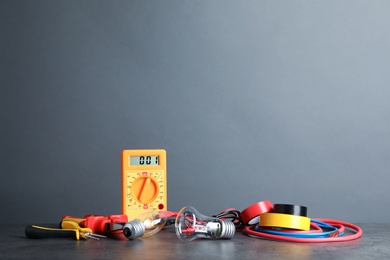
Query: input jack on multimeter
[{"left": 122, "top": 149, "right": 167, "bottom": 221}]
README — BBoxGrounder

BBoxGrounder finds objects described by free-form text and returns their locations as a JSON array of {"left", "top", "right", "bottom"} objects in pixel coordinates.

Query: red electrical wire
[{"left": 244, "top": 218, "right": 362, "bottom": 243}]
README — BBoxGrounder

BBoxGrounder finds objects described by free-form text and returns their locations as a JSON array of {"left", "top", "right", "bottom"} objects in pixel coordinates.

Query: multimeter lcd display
[{"left": 129, "top": 156, "right": 159, "bottom": 166}]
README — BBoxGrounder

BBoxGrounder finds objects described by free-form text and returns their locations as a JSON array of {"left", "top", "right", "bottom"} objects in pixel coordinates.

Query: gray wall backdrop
[{"left": 1, "top": 0, "right": 390, "bottom": 224}]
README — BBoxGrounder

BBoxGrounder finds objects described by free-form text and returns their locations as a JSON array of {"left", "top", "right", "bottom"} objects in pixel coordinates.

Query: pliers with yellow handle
[{"left": 25, "top": 221, "right": 106, "bottom": 240}]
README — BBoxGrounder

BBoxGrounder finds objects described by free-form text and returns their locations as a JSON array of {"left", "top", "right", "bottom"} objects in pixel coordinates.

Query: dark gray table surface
[{"left": 1, "top": 223, "right": 389, "bottom": 259}]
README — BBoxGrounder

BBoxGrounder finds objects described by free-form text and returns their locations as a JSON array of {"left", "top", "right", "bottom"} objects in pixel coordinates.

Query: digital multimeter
[{"left": 122, "top": 149, "right": 167, "bottom": 220}]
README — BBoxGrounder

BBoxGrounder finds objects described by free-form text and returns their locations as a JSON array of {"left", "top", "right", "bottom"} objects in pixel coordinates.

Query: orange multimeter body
[{"left": 121, "top": 149, "right": 167, "bottom": 220}]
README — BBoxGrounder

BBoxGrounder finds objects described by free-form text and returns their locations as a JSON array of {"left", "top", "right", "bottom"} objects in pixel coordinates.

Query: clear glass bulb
[
  {"left": 175, "top": 206, "right": 235, "bottom": 241},
  {"left": 123, "top": 211, "right": 168, "bottom": 240}
]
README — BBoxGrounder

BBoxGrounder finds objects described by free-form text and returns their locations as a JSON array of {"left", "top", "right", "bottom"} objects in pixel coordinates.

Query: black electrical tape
[{"left": 273, "top": 204, "right": 307, "bottom": 217}]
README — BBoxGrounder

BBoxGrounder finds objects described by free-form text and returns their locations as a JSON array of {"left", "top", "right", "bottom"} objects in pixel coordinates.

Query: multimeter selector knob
[{"left": 131, "top": 176, "right": 159, "bottom": 204}]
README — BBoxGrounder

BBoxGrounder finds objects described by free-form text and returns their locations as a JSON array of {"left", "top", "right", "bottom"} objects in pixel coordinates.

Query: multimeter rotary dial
[
  {"left": 125, "top": 170, "right": 165, "bottom": 211},
  {"left": 131, "top": 175, "right": 159, "bottom": 204}
]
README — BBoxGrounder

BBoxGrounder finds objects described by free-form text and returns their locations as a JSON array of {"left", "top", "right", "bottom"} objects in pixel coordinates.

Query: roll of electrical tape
[
  {"left": 260, "top": 212, "right": 311, "bottom": 231},
  {"left": 240, "top": 201, "right": 273, "bottom": 226},
  {"left": 273, "top": 204, "right": 307, "bottom": 217}
]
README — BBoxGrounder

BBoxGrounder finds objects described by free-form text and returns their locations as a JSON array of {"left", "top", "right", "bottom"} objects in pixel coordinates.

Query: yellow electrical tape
[{"left": 260, "top": 213, "right": 311, "bottom": 231}]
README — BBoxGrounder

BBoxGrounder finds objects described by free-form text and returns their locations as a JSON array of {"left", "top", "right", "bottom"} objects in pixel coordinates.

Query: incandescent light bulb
[
  {"left": 123, "top": 211, "right": 168, "bottom": 240},
  {"left": 175, "top": 206, "right": 235, "bottom": 241}
]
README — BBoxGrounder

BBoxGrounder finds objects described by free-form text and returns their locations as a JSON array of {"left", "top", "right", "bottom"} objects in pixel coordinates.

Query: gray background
[{"left": 1, "top": 0, "right": 389, "bottom": 224}]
